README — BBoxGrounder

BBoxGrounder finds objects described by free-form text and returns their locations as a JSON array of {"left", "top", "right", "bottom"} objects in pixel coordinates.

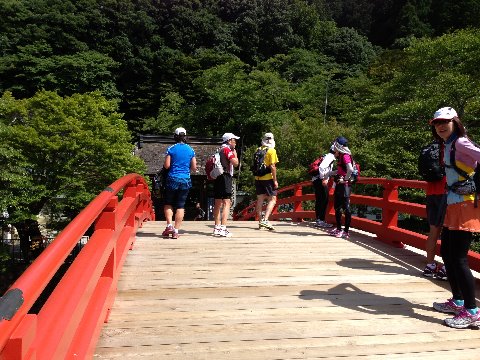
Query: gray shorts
[{"left": 426, "top": 194, "right": 447, "bottom": 227}]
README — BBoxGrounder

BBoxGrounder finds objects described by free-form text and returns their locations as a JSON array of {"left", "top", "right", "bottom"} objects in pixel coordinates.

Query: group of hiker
[{"left": 158, "top": 105, "right": 480, "bottom": 329}]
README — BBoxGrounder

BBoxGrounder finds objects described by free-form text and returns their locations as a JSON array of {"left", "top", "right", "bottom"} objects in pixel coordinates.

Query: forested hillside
[{"left": 1, "top": 0, "right": 480, "bottom": 246}]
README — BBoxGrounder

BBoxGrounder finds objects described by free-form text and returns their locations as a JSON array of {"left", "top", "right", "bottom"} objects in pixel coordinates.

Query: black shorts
[
  {"left": 255, "top": 179, "right": 277, "bottom": 196},
  {"left": 426, "top": 194, "right": 447, "bottom": 226},
  {"left": 164, "top": 188, "right": 190, "bottom": 209},
  {"left": 214, "top": 173, "right": 233, "bottom": 199}
]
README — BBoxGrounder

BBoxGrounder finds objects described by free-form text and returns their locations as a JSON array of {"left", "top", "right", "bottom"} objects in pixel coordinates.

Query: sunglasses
[{"left": 432, "top": 119, "right": 452, "bottom": 125}]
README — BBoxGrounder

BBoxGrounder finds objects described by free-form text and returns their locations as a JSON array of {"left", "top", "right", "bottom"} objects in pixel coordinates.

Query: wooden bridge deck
[{"left": 94, "top": 221, "right": 480, "bottom": 359}]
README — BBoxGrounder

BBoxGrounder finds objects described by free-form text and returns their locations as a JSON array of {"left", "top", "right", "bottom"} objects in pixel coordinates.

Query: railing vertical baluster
[
  {"left": 293, "top": 184, "right": 303, "bottom": 222},
  {"left": 379, "top": 181, "right": 404, "bottom": 248}
]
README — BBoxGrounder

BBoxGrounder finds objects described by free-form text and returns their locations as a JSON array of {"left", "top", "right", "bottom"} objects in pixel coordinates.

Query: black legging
[
  {"left": 440, "top": 227, "right": 476, "bottom": 309},
  {"left": 333, "top": 183, "right": 351, "bottom": 232},
  {"left": 313, "top": 178, "right": 329, "bottom": 221}
]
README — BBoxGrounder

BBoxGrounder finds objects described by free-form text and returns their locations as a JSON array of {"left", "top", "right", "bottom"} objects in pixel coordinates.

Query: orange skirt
[{"left": 443, "top": 201, "right": 480, "bottom": 232}]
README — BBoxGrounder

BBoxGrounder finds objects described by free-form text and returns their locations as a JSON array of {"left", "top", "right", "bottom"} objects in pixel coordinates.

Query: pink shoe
[
  {"left": 162, "top": 225, "right": 174, "bottom": 237},
  {"left": 171, "top": 231, "right": 179, "bottom": 239},
  {"left": 328, "top": 228, "right": 341, "bottom": 236},
  {"left": 335, "top": 230, "right": 349, "bottom": 239}
]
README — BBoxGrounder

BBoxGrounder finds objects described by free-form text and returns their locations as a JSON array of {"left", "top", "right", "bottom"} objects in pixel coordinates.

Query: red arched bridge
[{"left": 1, "top": 174, "right": 480, "bottom": 359}]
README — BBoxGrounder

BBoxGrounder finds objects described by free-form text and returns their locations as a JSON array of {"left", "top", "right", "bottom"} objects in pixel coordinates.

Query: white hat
[
  {"left": 429, "top": 107, "right": 458, "bottom": 124},
  {"left": 222, "top": 132, "right": 240, "bottom": 142},
  {"left": 174, "top": 127, "right": 187, "bottom": 135},
  {"left": 263, "top": 132, "right": 274, "bottom": 140}
]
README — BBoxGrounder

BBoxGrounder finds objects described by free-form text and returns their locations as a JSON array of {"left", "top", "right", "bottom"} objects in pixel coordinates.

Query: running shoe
[
  {"left": 433, "top": 299, "right": 464, "bottom": 314},
  {"left": 444, "top": 309, "right": 480, "bottom": 329},
  {"left": 435, "top": 265, "right": 448, "bottom": 281},
  {"left": 213, "top": 226, "right": 222, "bottom": 236},
  {"left": 171, "top": 231, "right": 179, "bottom": 239},
  {"left": 162, "top": 225, "right": 174, "bottom": 237},
  {"left": 335, "top": 230, "right": 349, "bottom": 239},
  {"left": 259, "top": 219, "right": 275, "bottom": 230},
  {"left": 315, "top": 220, "right": 334, "bottom": 228},
  {"left": 328, "top": 228, "right": 341, "bottom": 236},
  {"left": 219, "top": 228, "right": 232, "bottom": 237},
  {"left": 422, "top": 263, "right": 437, "bottom": 278},
  {"left": 322, "top": 221, "right": 333, "bottom": 228}
]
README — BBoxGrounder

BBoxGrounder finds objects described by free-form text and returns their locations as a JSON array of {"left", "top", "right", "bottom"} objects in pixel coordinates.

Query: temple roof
[{"left": 135, "top": 134, "right": 223, "bottom": 175}]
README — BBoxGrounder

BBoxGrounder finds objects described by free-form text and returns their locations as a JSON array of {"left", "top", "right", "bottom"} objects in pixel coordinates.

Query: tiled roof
[{"left": 135, "top": 135, "right": 223, "bottom": 175}]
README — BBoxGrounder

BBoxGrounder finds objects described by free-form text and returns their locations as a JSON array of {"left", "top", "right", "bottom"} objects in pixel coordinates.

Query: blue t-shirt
[{"left": 166, "top": 143, "right": 195, "bottom": 179}]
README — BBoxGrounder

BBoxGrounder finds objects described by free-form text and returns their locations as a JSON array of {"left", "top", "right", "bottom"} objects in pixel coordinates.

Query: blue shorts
[{"left": 164, "top": 188, "right": 190, "bottom": 209}]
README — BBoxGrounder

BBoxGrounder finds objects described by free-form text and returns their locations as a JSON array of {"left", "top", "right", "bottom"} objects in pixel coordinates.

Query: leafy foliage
[{"left": 0, "top": 90, "right": 145, "bottom": 228}]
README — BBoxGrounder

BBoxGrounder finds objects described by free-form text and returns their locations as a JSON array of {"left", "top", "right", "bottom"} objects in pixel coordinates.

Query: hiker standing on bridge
[
  {"left": 212, "top": 132, "right": 240, "bottom": 237},
  {"left": 429, "top": 107, "right": 480, "bottom": 329},
  {"left": 419, "top": 139, "right": 448, "bottom": 280},
  {"left": 328, "top": 136, "right": 353, "bottom": 240},
  {"left": 310, "top": 144, "right": 336, "bottom": 229},
  {"left": 162, "top": 127, "right": 197, "bottom": 239},
  {"left": 254, "top": 132, "right": 279, "bottom": 231}
]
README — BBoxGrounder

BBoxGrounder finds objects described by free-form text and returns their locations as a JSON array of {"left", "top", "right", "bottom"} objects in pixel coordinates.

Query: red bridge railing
[
  {"left": 235, "top": 177, "right": 480, "bottom": 272},
  {"left": 0, "top": 174, "right": 154, "bottom": 360}
]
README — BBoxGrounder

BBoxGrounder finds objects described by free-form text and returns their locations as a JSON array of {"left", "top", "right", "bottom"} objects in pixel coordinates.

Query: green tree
[
  {"left": 346, "top": 29, "right": 480, "bottom": 180},
  {"left": 0, "top": 90, "right": 145, "bottom": 262}
]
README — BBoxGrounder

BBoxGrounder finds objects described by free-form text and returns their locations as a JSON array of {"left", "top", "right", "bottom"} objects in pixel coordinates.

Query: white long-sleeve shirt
[{"left": 312, "top": 153, "right": 336, "bottom": 181}]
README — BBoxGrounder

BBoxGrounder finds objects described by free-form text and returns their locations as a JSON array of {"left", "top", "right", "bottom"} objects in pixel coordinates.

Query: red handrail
[
  {"left": 0, "top": 174, "right": 154, "bottom": 360},
  {"left": 235, "top": 177, "right": 480, "bottom": 272}
]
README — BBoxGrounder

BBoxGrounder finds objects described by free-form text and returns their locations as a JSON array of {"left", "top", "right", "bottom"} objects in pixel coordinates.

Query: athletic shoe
[
  {"left": 219, "top": 228, "right": 232, "bottom": 237},
  {"left": 259, "top": 219, "right": 275, "bottom": 230},
  {"left": 435, "top": 265, "right": 448, "bottom": 281},
  {"left": 213, "top": 226, "right": 222, "bottom": 236},
  {"left": 315, "top": 220, "right": 334, "bottom": 228},
  {"left": 314, "top": 219, "right": 324, "bottom": 227},
  {"left": 171, "top": 231, "right": 179, "bottom": 239},
  {"left": 334, "top": 230, "right": 349, "bottom": 239},
  {"left": 423, "top": 263, "right": 437, "bottom": 278},
  {"left": 433, "top": 299, "right": 464, "bottom": 314},
  {"left": 444, "top": 309, "right": 480, "bottom": 329},
  {"left": 162, "top": 225, "right": 174, "bottom": 237},
  {"left": 328, "top": 228, "right": 341, "bottom": 236}
]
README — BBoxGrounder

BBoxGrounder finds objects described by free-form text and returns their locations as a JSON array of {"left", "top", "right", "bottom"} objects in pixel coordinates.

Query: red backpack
[
  {"left": 205, "top": 149, "right": 224, "bottom": 181},
  {"left": 308, "top": 156, "right": 324, "bottom": 176}
]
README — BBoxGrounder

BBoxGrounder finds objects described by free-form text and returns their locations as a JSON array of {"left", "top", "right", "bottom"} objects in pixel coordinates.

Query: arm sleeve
[
  {"left": 457, "top": 137, "right": 480, "bottom": 162},
  {"left": 345, "top": 162, "right": 354, "bottom": 181}
]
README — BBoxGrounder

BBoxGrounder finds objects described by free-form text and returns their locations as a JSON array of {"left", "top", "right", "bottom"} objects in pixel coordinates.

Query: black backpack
[
  {"left": 250, "top": 146, "right": 271, "bottom": 176},
  {"left": 418, "top": 142, "right": 445, "bottom": 182},
  {"left": 153, "top": 167, "right": 168, "bottom": 191},
  {"left": 446, "top": 138, "right": 480, "bottom": 207}
]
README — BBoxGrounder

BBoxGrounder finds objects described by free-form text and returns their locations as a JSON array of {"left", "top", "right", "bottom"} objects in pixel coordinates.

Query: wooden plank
[{"left": 95, "top": 221, "right": 480, "bottom": 359}]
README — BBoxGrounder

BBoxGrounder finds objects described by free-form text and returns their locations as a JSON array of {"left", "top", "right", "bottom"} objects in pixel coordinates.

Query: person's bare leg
[
  {"left": 164, "top": 205, "right": 174, "bottom": 225},
  {"left": 174, "top": 209, "right": 185, "bottom": 230},
  {"left": 214, "top": 199, "right": 223, "bottom": 226},
  {"left": 264, "top": 195, "right": 277, "bottom": 221},
  {"left": 426, "top": 224, "right": 442, "bottom": 263},
  {"left": 221, "top": 199, "right": 231, "bottom": 225},
  {"left": 256, "top": 195, "right": 266, "bottom": 220}
]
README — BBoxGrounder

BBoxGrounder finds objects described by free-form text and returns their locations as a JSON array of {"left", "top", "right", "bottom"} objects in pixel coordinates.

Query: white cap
[
  {"left": 222, "top": 132, "right": 240, "bottom": 142},
  {"left": 430, "top": 107, "right": 457, "bottom": 124},
  {"left": 174, "top": 127, "right": 187, "bottom": 135},
  {"left": 263, "top": 132, "right": 274, "bottom": 140}
]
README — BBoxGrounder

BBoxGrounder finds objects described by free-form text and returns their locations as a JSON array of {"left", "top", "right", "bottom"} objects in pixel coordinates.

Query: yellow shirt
[{"left": 255, "top": 147, "right": 279, "bottom": 180}]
